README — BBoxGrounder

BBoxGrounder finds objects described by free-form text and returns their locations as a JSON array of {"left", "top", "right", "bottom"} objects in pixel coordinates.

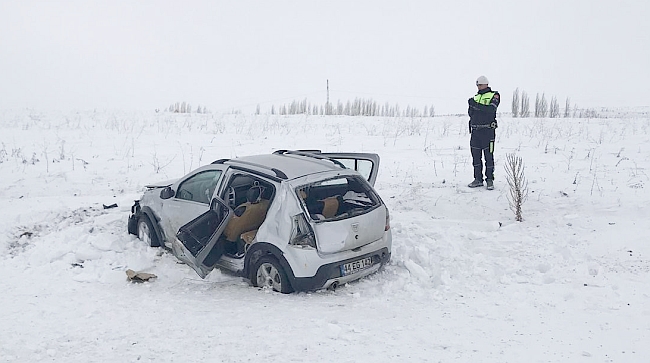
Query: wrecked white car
[{"left": 128, "top": 150, "right": 392, "bottom": 293}]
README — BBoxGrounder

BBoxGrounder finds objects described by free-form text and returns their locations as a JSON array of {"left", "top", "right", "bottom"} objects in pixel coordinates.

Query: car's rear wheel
[
  {"left": 137, "top": 216, "right": 160, "bottom": 247},
  {"left": 252, "top": 256, "right": 293, "bottom": 293}
]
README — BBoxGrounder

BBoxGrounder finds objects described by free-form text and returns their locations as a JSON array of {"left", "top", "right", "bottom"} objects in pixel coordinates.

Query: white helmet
[{"left": 476, "top": 75, "right": 489, "bottom": 85}]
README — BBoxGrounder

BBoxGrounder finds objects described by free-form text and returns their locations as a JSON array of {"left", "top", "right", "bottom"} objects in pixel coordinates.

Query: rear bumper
[{"left": 289, "top": 247, "right": 391, "bottom": 291}]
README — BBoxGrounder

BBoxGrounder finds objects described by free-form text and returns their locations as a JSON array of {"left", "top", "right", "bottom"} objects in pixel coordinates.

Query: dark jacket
[{"left": 468, "top": 87, "right": 500, "bottom": 128}]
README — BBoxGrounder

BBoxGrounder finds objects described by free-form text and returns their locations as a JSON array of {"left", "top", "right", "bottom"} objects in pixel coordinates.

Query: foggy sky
[{"left": 1, "top": 0, "right": 648, "bottom": 114}]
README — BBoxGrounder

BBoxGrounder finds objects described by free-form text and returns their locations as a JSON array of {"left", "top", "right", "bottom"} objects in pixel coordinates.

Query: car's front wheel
[
  {"left": 137, "top": 216, "right": 160, "bottom": 247},
  {"left": 252, "top": 256, "right": 293, "bottom": 293}
]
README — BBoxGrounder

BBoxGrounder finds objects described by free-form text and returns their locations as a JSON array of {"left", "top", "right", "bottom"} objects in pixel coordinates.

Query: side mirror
[{"left": 160, "top": 186, "right": 175, "bottom": 200}]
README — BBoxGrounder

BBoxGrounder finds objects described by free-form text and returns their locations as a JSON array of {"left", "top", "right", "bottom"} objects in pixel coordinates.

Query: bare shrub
[
  {"left": 504, "top": 153, "right": 529, "bottom": 222},
  {"left": 581, "top": 109, "right": 600, "bottom": 118},
  {"left": 42, "top": 143, "right": 49, "bottom": 173},
  {"left": 168, "top": 102, "right": 207, "bottom": 113},
  {"left": 274, "top": 97, "right": 435, "bottom": 118},
  {"left": 520, "top": 91, "right": 530, "bottom": 117},
  {"left": 549, "top": 96, "right": 560, "bottom": 118},
  {"left": 0, "top": 143, "right": 7, "bottom": 163},
  {"left": 58, "top": 140, "right": 66, "bottom": 160},
  {"left": 535, "top": 93, "right": 548, "bottom": 117},
  {"left": 426, "top": 105, "right": 435, "bottom": 117},
  {"left": 512, "top": 88, "right": 520, "bottom": 117},
  {"left": 564, "top": 97, "right": 571, "bottom": 118},
  {"left": 151, "top": 151, "right": 175, "bottom": 174}
]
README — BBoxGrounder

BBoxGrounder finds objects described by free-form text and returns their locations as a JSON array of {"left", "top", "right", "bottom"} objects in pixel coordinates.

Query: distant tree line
[
  {"left": 168, "top": 102, "right": 209, "bottom": 114},
  {"left": 263, "top": 98, "right": 436, "bottom": 118},
  {"left": 511, "top": 88, "right": 598, "bottom": 118}
]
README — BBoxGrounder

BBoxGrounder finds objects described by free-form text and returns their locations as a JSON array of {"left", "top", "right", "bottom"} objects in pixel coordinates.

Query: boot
[
  {"left": 468, "top": 178, "right": 483, "bottom": 188},
  {"left": 486, "top": 179, "right": 494, "bottom": 190}
]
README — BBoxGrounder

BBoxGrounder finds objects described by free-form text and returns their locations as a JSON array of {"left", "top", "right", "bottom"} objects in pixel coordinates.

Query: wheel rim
[
  {"left": 256, "top": 262, "right": 282, "bottom": 291},
  {"left": 138, "top": 220, "right": 151, "bottom": 245}
]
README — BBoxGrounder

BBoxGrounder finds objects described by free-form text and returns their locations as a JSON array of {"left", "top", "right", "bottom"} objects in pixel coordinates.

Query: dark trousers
[{"left": 470, "top": 128, "right": 495, "bottom": 181}]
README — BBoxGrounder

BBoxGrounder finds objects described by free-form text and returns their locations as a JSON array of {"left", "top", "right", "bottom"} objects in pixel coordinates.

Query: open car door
[
  {"left": 171, "top": 197, "right": 233, "bottom": 278},
  {"left": 319, "top": 153, "right": 380, "bottom": 186}
]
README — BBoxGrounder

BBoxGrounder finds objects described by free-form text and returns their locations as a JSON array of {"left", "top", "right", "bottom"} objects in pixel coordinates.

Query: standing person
[{"left": 467, "top": 75, "right": 500, "bottom": 190}]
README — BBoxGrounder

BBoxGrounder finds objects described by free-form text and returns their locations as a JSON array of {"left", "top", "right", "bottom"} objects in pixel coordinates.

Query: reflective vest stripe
[{"left": 474, "top": 92, "right": 495, "bottom": 106}]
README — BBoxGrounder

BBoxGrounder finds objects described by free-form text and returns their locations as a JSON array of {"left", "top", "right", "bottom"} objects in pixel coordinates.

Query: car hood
[{"left": 145, "top": 178, "right": 177, "bottom": 189}]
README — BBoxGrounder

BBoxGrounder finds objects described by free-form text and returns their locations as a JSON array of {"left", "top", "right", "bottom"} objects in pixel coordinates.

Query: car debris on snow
[{"left": 125, "top": 269, "right": 157, "bottom": 283}]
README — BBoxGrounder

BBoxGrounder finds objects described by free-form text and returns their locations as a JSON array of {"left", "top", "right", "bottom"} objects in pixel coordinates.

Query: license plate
[{"left": 340, "top": 257, "right": 373, "bottom": 276}]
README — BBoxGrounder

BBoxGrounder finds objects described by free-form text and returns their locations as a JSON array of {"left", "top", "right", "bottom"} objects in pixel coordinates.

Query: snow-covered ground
[{"left": 1, "top": 110, "right": 649, "bottom": 362}]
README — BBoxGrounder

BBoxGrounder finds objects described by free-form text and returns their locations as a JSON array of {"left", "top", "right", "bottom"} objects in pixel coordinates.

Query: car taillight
[
  {"left": 385, "top": 207, "right": 390, "bottom": 231},
  {"left": 289, "top": 213, "right": 317, "bottom": 249}
]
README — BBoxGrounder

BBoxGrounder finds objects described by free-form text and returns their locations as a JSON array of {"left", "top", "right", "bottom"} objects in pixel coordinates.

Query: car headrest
[{"left": 246, "top": 186, "right": 263, "bottom": 204}]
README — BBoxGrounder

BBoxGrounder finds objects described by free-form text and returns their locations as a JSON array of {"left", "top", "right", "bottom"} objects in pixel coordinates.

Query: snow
[{"left": 1, "top": 110, "right": 649, "bottom": 362}]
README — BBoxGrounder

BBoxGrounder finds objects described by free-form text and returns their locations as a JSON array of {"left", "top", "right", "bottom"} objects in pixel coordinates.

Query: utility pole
[{"left": 326, "top": 79, "right": 330, "bottom": 115}]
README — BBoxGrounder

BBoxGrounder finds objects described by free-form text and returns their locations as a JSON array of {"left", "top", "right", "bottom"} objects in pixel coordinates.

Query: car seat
[
  {"left": 300, "top": 188, "right": 340, "bottom": 219},
  {"left": 320, "top": 196, "right": 339, "bottom": 218},
  {"left": 223, "top": 185, "right": 270, "bottom": 242}
]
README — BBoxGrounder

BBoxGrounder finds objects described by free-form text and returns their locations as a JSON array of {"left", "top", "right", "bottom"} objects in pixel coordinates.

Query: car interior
[
  {"left": 220, "top": 174, "right": 275, "bottom": 256},
  {"left": 297, "top": 176, "right": 379, "bottom": 221},
  {"left": 175, "top": 173, "right": 276, "bottom": 262}
]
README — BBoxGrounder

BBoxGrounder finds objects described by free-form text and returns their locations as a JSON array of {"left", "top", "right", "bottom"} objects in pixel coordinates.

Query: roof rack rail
[
  {"left": 271, "top": 168, "right": 288, "bottom": 179},
  {"left": 211, "top": 159, "right": 229, "bottom": 164},
  {"left": 228, "top": 159, "right": 288, "bottom": 180},
  {"left": 229, "top": 165, "right": 285, "bottom": 182},
  {"left": 273, "top": 150, "right": 346, "bottom": 169},
  {"left": 273, "top": 149, "right": 321, "bottom": 155}
]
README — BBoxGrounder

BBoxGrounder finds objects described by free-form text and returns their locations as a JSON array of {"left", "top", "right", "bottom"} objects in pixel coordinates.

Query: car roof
[{"left": 223, "top": 153, "right": 342, "bottom": 181}]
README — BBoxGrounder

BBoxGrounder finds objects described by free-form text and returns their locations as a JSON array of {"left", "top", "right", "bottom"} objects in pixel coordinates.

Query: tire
[
  {"left": 137, "top": 216, "right": 160, "bottom": 247},
  {"left": 252, "top": 256, "right": 293, "bottom": 293}
]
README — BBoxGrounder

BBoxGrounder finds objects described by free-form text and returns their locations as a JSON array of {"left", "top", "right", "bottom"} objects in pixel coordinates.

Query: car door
[
  {"left": 160, "top": 166, "right": 226, "bottom": 245},
  {"left": 172, "top": 197, "right": 233, "bottom": 278},
  {"left": 320, "top": 153, "right": 380, "bottom": 186}
]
